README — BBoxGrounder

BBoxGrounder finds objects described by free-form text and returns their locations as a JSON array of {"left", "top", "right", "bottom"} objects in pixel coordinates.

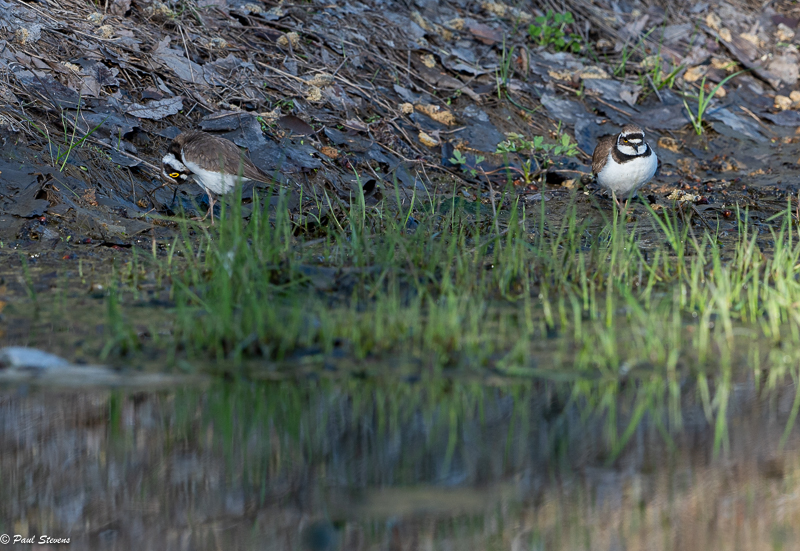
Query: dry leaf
[
  {"left": 153, "top": 37, "right": 222, "bottom": 85},
  {"left": 776, "top": 23, "right": 795, "bottom": 42},
  {"left": 579, "top": 66, "right": 609, "bottom": 80},
  {"left": 83, "top": 188, "right": 98, "bottom": 206},
  {"left": 446, "top": 17, "right": 465, "bottom": 30},
  {"left": 126, "top": 96, "right": 183, "bottom": 120},
  {"left": 657, "top": 136, "right": 680, "bottom": 153},
  {"left": 108, "top": 0, "right": 131, "bottom": 16},
  {"left": 619, "top": 87, "right": 640, "bottom": 106},
  {"left": 319, "top": 146, "right": 339, "bottom": 159},
  {"left": 706, "top": 13, "right": 721, "bottom": 31},
  {"left": 768, "top": 55, "right": 799, "bottom": 85},
  {"left": 344, "top": 119, "right": 369, "bottom": 132},
  {"left": 411, "top": 11, "right": 434, "bottom": 33},
  {"left": 547, "top": 69, "right": 573, "bottom": 81},
  {"left": 97, "top": 25, "right": 114, "bottom": 40},
  {"left": 305, "top": 73, "right": 334, "bottom": 87},
  {"left": 515, "top": 49, "right": 528, "bottom": 75},
  {"left": 277, "top": 115, "right": 314, "bottom": 136},
  {"left": 683, "top": 65, "right": 707, "bottom": 82},
  {"left": 147, "top": 2, "right": 176, "bottom": 19},
  {"left": 277, "top": 32, "right": 300, "bottom": 48},
  {"left": 481, "top": 1, "right": 531, "bottom": 21},
  {"left": 667, "top": 190, "right": 700, "bottom": 202},
  {"left": 305, "top": 86, "right": 323, "bottom": 102},
  {"left": 740, "top": 33, "right": 762, "bottom": 48},
  {"left": 676, "top": 158, "right": 696, "bottom": 173},
  {"left": 418, "top": 131, "right": 439, "bottom": 147},
  {"left": 414, "top": 104, "right": 456, "bottom": 126},
  {"left": 775, "top": 95, "right": 792, "bottom": 110},
  {"left": 468, "top": 22, "right": 502, "bottom": 45},
  {"left": 710, "top": 57, "right": 735, "bottom": 71}
]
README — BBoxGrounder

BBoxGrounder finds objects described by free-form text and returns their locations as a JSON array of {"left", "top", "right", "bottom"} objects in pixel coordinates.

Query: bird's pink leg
[
  {"left": 192, "top": 192, "right": 216, "bottom": 224},
  {"left": 207, "top": 193, "right": 216, "bottom": 225},
  {"left": 612, "top": 192, "right": 630, "bottom": 217}
]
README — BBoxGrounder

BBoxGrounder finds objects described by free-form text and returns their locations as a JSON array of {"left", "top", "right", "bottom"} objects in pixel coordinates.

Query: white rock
[{"left": 0, "top": 347, "right": 69, "bottom": 370}]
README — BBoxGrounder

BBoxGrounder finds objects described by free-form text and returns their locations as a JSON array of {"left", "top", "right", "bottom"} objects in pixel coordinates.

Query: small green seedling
[
  {"left": 496, "top": 131, "right": 579, "bottom": 169},
  {"left": 683, "top": 70, "right": 744, "bottom": 135},
  {"left": 28, "top": 95, "right": 107, "bottom": 172},
  {"left": 613, "top": 27, "right": 655, "bottom": 77},
  {"left": 449, "top": 149, "right": 486, "bottom": 177},
  {"left": 528, "top": 11, "right": 581, "bottom": 53},
  {"left": 640, "top": 57, "right": 684, "bottom": 92}
]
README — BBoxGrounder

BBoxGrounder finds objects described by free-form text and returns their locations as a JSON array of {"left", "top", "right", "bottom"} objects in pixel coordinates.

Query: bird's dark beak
[{"left": 161, "top": 169, "right": 179, "bottom": 185}]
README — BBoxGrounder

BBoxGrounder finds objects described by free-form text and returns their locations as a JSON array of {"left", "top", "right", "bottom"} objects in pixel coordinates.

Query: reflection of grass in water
[
  {"left": 171, "top": 379, "right": 541, "bottom": 489},
  {"left": 100, "top": 188, "right": 800, "bottom": 458},
  {"left": 88, "top": 378, "right": 800, "bottom": 549},
  {"left": 104, "top": 378, "right": 550, "bottom": 546}
]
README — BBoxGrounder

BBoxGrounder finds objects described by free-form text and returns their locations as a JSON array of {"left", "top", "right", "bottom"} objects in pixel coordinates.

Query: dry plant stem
[
  {"left": 566, "top": 0, "right": 682, "bottom": 60},
  {"left": 388, "top": 121, "right": 427, "bottom": 158},
  {"left": 646, "top": 73, "right": 663, "bottom": 103},
  {"left": 482, "top": 170, "right": 501, "bottom": 237},
  {"left": 738, "top": 105, "right": 774, "bottom": 134},
  {"left": 557, "top": 169, "right": 593, "bottom": 176},
  {"left": 690, "top": 203, "right": 714, "bottom": 233},
  {"left": 179, "top": 25, "right": 196, "bottom": 84},
  {"left": 592, "top": 95, "right": 636, "bottom": 118}
]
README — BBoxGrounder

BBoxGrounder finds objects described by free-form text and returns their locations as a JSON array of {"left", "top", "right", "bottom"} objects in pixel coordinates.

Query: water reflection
[{"left": 0, "top": 378, "right": 798, "bottom": 550}]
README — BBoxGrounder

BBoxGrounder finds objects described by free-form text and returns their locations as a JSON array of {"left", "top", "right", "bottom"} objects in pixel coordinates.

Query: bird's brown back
[{"left": 177, "top": 131, "right": 270, "bottom": 182}]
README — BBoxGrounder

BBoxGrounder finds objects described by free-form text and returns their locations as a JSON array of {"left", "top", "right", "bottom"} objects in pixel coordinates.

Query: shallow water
[{"left": 1, "top": 378, "right": 798, "bottom": 550}]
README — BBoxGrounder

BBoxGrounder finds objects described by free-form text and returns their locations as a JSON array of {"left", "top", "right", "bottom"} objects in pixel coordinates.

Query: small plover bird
[
  {"left": 591, "top": 124, "right": 657, "bottom": 211},
  {"left": 162, "top": 130, "right": 272, "bottom": 224}
]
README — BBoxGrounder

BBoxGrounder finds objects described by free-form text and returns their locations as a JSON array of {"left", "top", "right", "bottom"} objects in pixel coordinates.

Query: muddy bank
[{"left": 2, "top": 0, "right": 800, "bottom": 249}]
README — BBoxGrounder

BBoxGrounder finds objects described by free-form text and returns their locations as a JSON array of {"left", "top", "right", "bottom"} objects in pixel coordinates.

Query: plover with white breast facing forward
[{"left": 591, "top": 123, "right": 658, "bottom": 212}]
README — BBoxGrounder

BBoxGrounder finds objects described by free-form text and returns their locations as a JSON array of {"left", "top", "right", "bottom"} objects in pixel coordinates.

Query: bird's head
[
  {"left": 161, "top": 152, "right": 192, "bottom": 184},
  {"left": 617, "top": 126, "right": 646, "bottom": 155}
]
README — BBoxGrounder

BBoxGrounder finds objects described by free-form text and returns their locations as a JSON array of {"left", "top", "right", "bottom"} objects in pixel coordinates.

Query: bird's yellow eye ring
[{"left": 169, "top": 172, "right": 180, "bottom": 178}]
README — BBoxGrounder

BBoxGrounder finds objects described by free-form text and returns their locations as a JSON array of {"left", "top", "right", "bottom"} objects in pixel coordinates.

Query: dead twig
[{"left": 481, "top": 169, "right": 501, "bottom": 236}]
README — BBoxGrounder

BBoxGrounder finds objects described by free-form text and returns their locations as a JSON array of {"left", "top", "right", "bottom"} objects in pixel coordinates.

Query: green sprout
[
  {"left": 683, "top": 70, "right": 744, "bottom": 135},
  {"left": 528, "top": 11, "right": 581, "bottom": 53}
]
